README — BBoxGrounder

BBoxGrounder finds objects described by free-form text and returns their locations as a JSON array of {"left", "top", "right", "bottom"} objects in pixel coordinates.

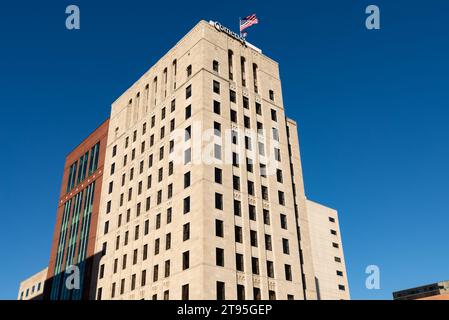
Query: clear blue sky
[{"left": 0, "top": 0, "right": 448, "bottom": 300}]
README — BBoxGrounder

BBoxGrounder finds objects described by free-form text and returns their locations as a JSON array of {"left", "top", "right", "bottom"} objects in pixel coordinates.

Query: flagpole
[{"left": 239, "top": 17, "right": 241, "bottom": 37}]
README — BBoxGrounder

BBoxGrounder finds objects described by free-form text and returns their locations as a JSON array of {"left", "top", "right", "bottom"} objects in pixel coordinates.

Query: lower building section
[
  {"left": 306, "top": 200, "right": 350, "bottom": 300},
  {"left": 18, "top": 267, "right": 48, "bottom": 300},
  {"left": 393, "top": 280, "right": 449, "bottom": 300}
]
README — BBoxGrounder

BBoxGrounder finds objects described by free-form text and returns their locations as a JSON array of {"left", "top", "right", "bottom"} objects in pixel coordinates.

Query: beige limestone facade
[
  {"left": 18, "top": 267, "right": 48, "bottom": 300},
  {"left": 15, "top": 20, "right": 349, "bottom": 301}
]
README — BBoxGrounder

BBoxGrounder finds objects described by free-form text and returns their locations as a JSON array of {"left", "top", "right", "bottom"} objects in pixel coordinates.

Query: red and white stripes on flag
[{"left": 240, "top": 14, "right": 259, "bottom": 32}]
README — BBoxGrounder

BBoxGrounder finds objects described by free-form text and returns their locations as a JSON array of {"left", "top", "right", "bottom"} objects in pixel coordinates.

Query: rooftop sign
[{"left": 210, "top": 21, "right": 246, "bottom": 46}]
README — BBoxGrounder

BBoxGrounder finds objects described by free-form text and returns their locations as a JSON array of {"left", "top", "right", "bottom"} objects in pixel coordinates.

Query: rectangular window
[
  {"left": 267, "top": 261, "right": 274, "bottom": 278},
  {"left": 250, "top": 230, "right": 258, "bottom": 247},
  {"left": 283, "top": 238, "right": 290, "bottom": 254},
  {"left": 184, "top": 197, "right": 190, "bottom": 214},
  {"left": 230, "top": 90, "right": 236, "bottom": 103},
  {"left": 216, "top": 281, "right": 225, "bottom": 300},
  {"left": 153, "top": 265, "right": 159, "bottom": 282},
  {"left": 183, "top": 251, "right": 190, "bottom": 270},
  {"left": 236, "top": 253, "right": 244, "bottom": 271},
  {"left": 184, "top": 171, "right": 191, "bottom": 188},
  {"left": 280, "top": 214, "right": 288, "bottom": 229},
  {"left": 235, "top": 226, "right": 243, "bottom": 243},
  {"left": 186, "top": 85, "right": 192, "bottom": 99},
  {"left": 183, "top": 223, "right": 190, "bottom": 241},
  {"left": 285, "top": 264, "right": 292, "bottom": 281},
  {"left": 215, "top": 193, "right": 223, "bottom": 210},
  {"left": 213, "top": 100, "right": 221, "bottom": 114},
  {"left": 237, "top": 284, "right": 245, "bottom": 300},
  {"left": 234, "top": 200, "right": 241, "bottom": 216},
  {"left": 165, "top": 260, "right": 171, "bottom": 278},
  {"left": 215, "top": 219, "right": 224, "bottom": 237},
  {"left": 182, "top": 284, "right": 189, "bottom": 300},
  {"left": 251, "top": 257, "right": 259, "bottom": 275},
  {"left": 265, "top": 234, "right": 272, "bottom": 251},
  {"left": 213, "top": 60, "right": 219, "bottom": 72},
  {"left": 216, "top": 248, "right": 224, "bottom": 267},
  {"left": 215, "top": 167, "right": 222, "bottom": 184},
  {"left": 213, "top": 80, "right": 220, "bottom": 94}
]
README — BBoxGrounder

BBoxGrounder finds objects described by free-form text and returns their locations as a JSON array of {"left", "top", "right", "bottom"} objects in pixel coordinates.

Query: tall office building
[
  {"left": 18, "top": 20, "right": 349, "bottom": 300},
  {"left": 93, "top": 20, "right": 349, "bottom": 300},
  {"left": 44, "top": 120, "right": 109, "bottom": 300}
]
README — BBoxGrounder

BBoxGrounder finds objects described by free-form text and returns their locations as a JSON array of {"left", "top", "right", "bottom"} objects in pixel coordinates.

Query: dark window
[
  {"left": 215, "top": 167, "right": 222, "bottom": 184},
  {"left": 234, "top": 200, "right": 241, "bottom": 216},
  {"left": 263, "top": 209, "right": 270, "bottom": 225},
  {"left": 185, "top": 104, "right": 191, "bottom": 118},
  {"left": 182, "top": 284, "right": 189, "bottom": 300},
  {"left": 250, "top": 230, "right": 258, "bottom": 247},
  {"left": 213, "top": 60, "right": 219, "bottom": 72},
  {"left": 280, "top": 214, "right": 288, "bottom": 229},
  {"left": 215, "top": 193, "right": 223, "bottom": 210},
  {"left": 216, "top": 248, "right": 224, "bottom": 267},
  {"left": 184, "top": 171, "right": 191, "bottom": 188},
  {"left": 215, "top": 219, "right": 224, "bottom": 237},
  {"left": 213, "top": 100, "right": 220, "bottom": 114},
  {"left": 230, "top": 90, "right": 236, "bottom": 103},
  {"left": 213, "top": 80, "right": 220, "bottom": 94},
  {"left": 183, "top": 251, "right": 190, "bottom": 270},
  {"left": 237, "top": 284, "right": 245, "bottom": 300},
  {"left": 251, "top": 257, "right": 259, "bottom": 275},
  {"left": 236, "top": 253, "right": 244, "bottom": 271},
  {"left": 253, "top": 288, "right": 261, "bottom": 300},
  {"left": 265, "top": 234, "right": 272, "bottom": 251},
  {"left": 269, "top": 90, "right": 275, "bottom": 101},
  {"left": 183, "top": 223, "right": 190, "bottom": 241},
  {"left": 230, "top": 109, "right": 237, "bottom": 122},
  {"left": 217, "top": 281, "right": 225, "bottom": 300},
  {"left": 233, "top": 175, "right": 240, "bottom": 191},
  {"left": 184, "top": 197, "right": 190, "bottom": 214},
  {"left": 235, "top": 226, "right": 243, "bottom": 243},
  {"left": 249, "top": 205, "right": 256, "bottom": 221},
  {"left": 186, "top": 65, "right": 192, "bottom": 77},
  {"left": 282, "top": 239, "right": 290, "bottom": 255},
  {"left": 243, "top": 96, "right": 249, "bottom": 109},
  {"left": 269, "top": 290, "right": 276, "bottom": 300},
  {"left": 267, "top": 261, "right": 274, "bottom": 278}
]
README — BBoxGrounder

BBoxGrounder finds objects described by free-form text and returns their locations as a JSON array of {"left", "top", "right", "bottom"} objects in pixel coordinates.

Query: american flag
[{"left": 240, "top": 14, "right": 259, "bottom": 32}]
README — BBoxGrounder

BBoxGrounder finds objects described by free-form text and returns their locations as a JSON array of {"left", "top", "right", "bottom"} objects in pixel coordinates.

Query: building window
[
  {"left": 269, "top": 290, "right": 276, "bottom": 300},
  {"left": 236, "top": 253, "right": 244, "bottom": 271},
  {"left": 251, "top": 257, "right": 259, "bottom": 275},
  {"left": 216, "top": 281, "right": 225, "bottom": 300},
  {"left": 184, "top": 171, "right": 191, "bottom": 188},
  {"left": 253, "top": 288, "right": 261, "bottom": 300},
  {"left": 240, "top": 57, "right": 246, "bottom": 87},
  {"left": 337, "top": 270, "right": 344, "bottom": 276},
  {"left": 183, "top": 251, "right": 190, "bottom": 270},
  {"left": 154, "top": 238, "right": 160, "bottom": 255},
  {"left": 235, "top": 226, "right": 243, "bottom": 243},
  {"left": 237, "top": 284, "right": 245, "bottom": 300},
  {"left": 244, "top": 116, "right": 250, "bottom": 129},
  {"left": 215, "top": 219, "right": 224, "bottom": 237},
  {"left": 215, "top": 167, "right": 222, "bottom": 184},
  {"left": 182, "top": 284, "right": 189, "bottom": 300},
  {"left": 250, "top": 230, "right": 257, "bottom": 247},
  {"left": 164, "top": 290, "right": 169, "bottom": 300},
  {"left": 335, "top": 257, "right": 342, "bottom": 263},
  {"left": 184, "top": 197, "right": 190, "bottom": 214},
  {"left": 247, "top": 181, "right": 254, "bottom": 196},
  {"left": 329, "top": 217, "right": 336, "bottom": 223},
  {"left": 278, "top": 191, "right": 285, "bottom": 205},
  {"left": 209, "top": 57, "right": 218, "bottom": 72},
  {"left": 267, "top": 261, "right": 274, "bottom": 278},
  {"left": 253, "top": 63, "right": 258, "bottom": 93},
  {"left": 141, "top": 270, "right": 147, "bottom": 287},
  {"left": 249, "top": 205, "right": 256, "bottom": 221},
  {"left": 233, "top": 175, "right": 240, "bottom": 191},
  {"left": 183, "top": 223, "right": 190, "bottom": 241},
  {"left": 230, "top": 90, "right": 236, "bottom": 103},
  {"left": 333, "top": 242, "right": 340, "bottom": 248},
  {"left": 215, "top": 193, "right": 223, "bottom": 210},
  {"left": 166, "top": 233, "right": 171, "bottom": 250},
  {"left": 184, "top": 148, "right": 191, "bottom": 164},
  {"left": 165, "top": 260, "right": 171, "bottom": 278},
  {"left": 120, "top": 279, "right": 125, "bottom": 295},
  {"left": 228, "top": 50, "right": 234, "bottom": 80},
  {"left": 216, "top": 248, "right": 224, "bottom": 267},
  {"left": 234, "top": 200, "right": 241, "bottom": 216},
  {"left": 186, "top": 65, "right": 192, "bottom": 77},
  {"left": 213, "top": 100, "right": 220, "bottom": 114},
  {"left": 214, "top": 121, "right": 221, "bottom": 136},
  {"left": 263, "top": 209, "right": 270, "bottom": 225},
  {"left": 269, "top": 90, "right": 275, "bottom": 101},
  {"left": 243, "top": 96, "right": 249, "bottom": 109},
  {"left": 338, "top": 285, "right": 346, "bottom": 291},
  {"left": 280, "top": 214, "right": 288, "bottom": 229},
  {"left": 214, "top": 144, "right": 222, "bottom": 160},
  {"left": 213, "top": 80, "right": 220, "bottom": 94},
  {"left": 186, "top": 85, "right": 192, "bottom": 99},
  {"left": 230, "top": 109, "right": 237, "bottom": 123},
  {"left": 265, "top": 234, "right": 272, "bottom": 251},
  {"left": 282, "top": 238, "right": 290, "bottom": 254},
  {"left": 153, "top": 265, "right": 159, "bottom": 282}
]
